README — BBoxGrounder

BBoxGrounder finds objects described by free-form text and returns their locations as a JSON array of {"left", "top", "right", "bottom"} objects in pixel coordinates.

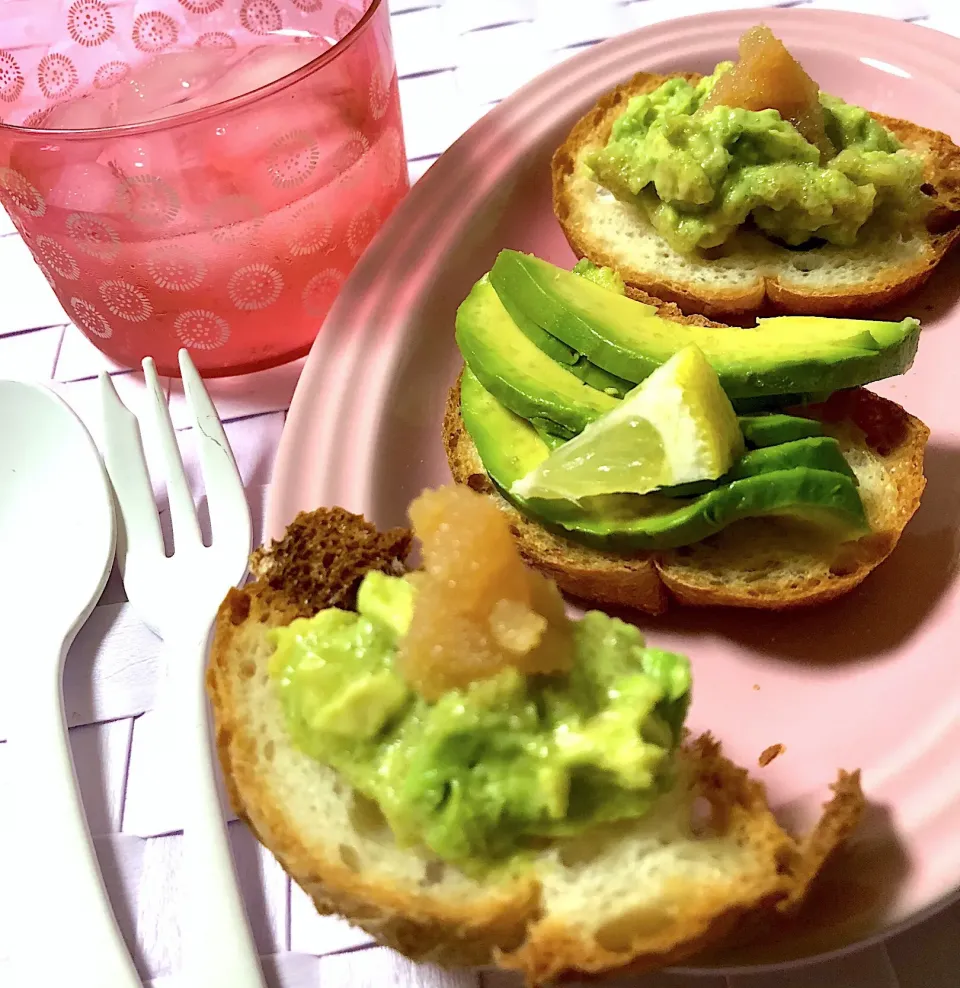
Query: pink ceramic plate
[{"left": 267, "top": 8, "right": 960, "bottom": 973}]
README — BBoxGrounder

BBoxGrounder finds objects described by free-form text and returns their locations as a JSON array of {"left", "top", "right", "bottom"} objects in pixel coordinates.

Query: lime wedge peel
[{"left": 510, "top": 345, "right": 745, "bottom": 503}]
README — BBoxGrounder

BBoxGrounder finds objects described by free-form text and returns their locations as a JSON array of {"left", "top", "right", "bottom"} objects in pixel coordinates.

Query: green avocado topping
[
  {"left": 269, "top": 572, "right": 691, "bottom": 868},
  {"left": 572, "top": 258, "right": 627, "bottom": 295},
  {"left": 586, "top": 65, "right": 929, "bottom": 253}
]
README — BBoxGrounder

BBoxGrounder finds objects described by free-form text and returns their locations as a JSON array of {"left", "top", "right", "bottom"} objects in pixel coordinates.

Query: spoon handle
[
  {"left": 171, "top": 627, "right": 267, "bottom": 988},
  {"left": 9, "top": 639, "right": 143, "bottom": 988}
]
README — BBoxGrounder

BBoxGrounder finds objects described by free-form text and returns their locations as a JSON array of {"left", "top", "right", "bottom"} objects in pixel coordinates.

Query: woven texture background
[{"left": 1, "top": 1, "right": 958, "bottom": 985}]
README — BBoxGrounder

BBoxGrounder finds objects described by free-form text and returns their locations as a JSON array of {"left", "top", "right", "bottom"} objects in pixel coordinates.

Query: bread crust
[
  {"left": 443, "top": 373, "right": 928, "bottom": 615},
  {"left": 208, "top": 513, "right": 865, "bottom": 983},
  {"left": 552, "top": 71, "right": 960, "bottom": 318}
]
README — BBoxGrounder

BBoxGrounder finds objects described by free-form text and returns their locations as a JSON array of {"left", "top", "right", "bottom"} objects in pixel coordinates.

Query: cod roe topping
[
  {"left": 703, "top": 25, "right": 835, "bottom": 161},
  {"left": 398, "top": 485, "right": 573, "bottom": 700}
]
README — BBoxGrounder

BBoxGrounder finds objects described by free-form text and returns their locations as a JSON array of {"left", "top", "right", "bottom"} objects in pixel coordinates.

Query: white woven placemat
[{"left": 1, "top": 1, "right": 958, "bottom": 985}]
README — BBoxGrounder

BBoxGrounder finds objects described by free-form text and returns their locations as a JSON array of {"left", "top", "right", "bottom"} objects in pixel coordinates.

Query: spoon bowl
[
  {"left": 0, "top": 379, "right": 143, "bottom": 988},
  {"left": 0, "top": 382, "right": 115, "bottom": 630}
]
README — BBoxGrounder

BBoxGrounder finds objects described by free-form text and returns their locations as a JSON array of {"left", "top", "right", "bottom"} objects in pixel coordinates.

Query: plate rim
[{"left": 267, "top": 7, "right": 960, "bottom": 975}]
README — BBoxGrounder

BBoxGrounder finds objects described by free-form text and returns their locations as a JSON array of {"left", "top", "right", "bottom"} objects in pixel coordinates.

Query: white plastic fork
[{"left": 99, "top": 350, "right": 265, "bottom": 988}]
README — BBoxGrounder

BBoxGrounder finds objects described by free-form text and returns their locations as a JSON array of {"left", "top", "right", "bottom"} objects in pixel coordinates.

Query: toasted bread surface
[
  {"left": 208, "top": 510, "right": 864, "bottom": 983},
  {"left": 443, "top": 374, "right": 928, "bottom": 614},
  {"left": 553, "top": 71, "right": 960, "bottom": 317}
]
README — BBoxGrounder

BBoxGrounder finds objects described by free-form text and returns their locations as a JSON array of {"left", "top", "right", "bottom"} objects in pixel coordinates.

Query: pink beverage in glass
[{"left": 0, "top": 0, "right": 408, "bottom": 376}]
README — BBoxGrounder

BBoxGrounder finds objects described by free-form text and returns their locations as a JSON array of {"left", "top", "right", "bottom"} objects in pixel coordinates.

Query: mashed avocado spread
[
  {"left": 587, "top": 64, "right": 928, "bottom": 252},
  {"left": 572, "top": 257, "right": 626, "bottom": 294},
  {"left": 269, "top": 571, "right": 691, "bottom": 867}
]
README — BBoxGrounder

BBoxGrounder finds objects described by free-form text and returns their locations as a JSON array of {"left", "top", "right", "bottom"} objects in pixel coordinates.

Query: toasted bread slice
[
  {"left": 208, "top": 509, "right": 864, "bottom": 984},
  {"left": 443, "top": 376, "right": 928, "bottom": 614},
  {"left": 553, "top": 71, "right": 960, "bottom": 318}
]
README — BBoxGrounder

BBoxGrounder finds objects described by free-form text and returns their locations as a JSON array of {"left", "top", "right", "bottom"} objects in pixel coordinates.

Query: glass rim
[{"left": 0, "top": 0, "right": 383, "bottom": 140}]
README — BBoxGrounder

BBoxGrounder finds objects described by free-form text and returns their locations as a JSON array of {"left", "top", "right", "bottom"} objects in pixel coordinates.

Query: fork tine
[
  {"left": 99, "top": 372, "right": 164, "bottom": 560},
  {"left": 178, "top": 349, "right": 251, "bottom": 556},
  {"left": 142, "top": 356, "right": 202, "bottom": 550}
]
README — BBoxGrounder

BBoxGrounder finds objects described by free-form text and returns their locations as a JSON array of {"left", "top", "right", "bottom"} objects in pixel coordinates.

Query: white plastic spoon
[{"left": 0, "top": 380, "right": 142, "bottom": 988}]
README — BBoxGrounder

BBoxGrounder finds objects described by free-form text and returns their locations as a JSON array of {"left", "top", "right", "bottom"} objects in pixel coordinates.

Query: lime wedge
[{"left": 510, "top": 345, "right": 744, "bottom": 502}]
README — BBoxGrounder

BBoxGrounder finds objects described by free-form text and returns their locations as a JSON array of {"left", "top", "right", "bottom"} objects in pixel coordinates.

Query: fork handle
[
  {"left": 170, "top": 628, "right": 267, "bottom": 988},
  {"left": 8, "top": 637, "right": 143, "bottom": 988}
]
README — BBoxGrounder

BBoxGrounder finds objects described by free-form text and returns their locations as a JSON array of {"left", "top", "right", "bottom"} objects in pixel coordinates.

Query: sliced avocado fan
[
  {"left": 460, "top": 369, "right": 868, "bottom": 552},
  {"left": 453, "top": 251, "right": 921, "bottom": 550}
]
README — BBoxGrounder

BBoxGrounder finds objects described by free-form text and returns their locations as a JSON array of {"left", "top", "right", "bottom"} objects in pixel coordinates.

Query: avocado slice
[
  {"left": 455, "top": 277, "right": 618, "bottom": 439},
  {"left": 728, "top": 437, "right": 856, "bottom": 481},
  {"left": 462, "top": 367, "right": 554, "bottom": 480},
  {"left": 756, "top": 315, "right": 910, "bottom": 348},
  {"left": 489, "top": 251, "right": 920, "bottom": 399},
  {"left": 497, "top": 271, "right": 634, "bottom": 397},
  {"left": 659, "top": 435, "right": 854, "bottom": 497},
  {"left": 507, "top": 291, "right": 581, "bottom": 365},
  {"left": 731, "top": 393, "right": 818, "bottom": 413},
  {"left": 570, "top": 357, "right": 633, "bottom": 398},
  {"left": 531, "top": 419, "right": 566, "bottom": 450},
  {"left": 560, "top": 469, "right": 868, "bottom": 551},
  {"left": 656, "top": 479, "right": 721, "bottom": 499},
  {"left": 493, "top": 253, "right": 656, "bottom": 359},
  {"left": 738, "top": 414, "right": 824, "bottom": 447},
  {"left": 459, "top": 371, "right": 868, "bottom": 551}
]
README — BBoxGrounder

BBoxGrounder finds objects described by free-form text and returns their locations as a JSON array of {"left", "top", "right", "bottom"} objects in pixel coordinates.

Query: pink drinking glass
[{"left": 0, "top": 0, "right": 408, "bottom": 376}]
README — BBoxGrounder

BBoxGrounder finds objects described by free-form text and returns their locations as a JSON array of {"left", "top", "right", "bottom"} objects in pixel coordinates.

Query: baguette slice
[
  {"left": 444, "top": 377, "right": 928, "bottom": 615},
  {"left": 553, "top": 70, "right": 960, "bottom": 318},
  {"left": 208, "top": 508, "right": 864, "bottom": 984}
]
